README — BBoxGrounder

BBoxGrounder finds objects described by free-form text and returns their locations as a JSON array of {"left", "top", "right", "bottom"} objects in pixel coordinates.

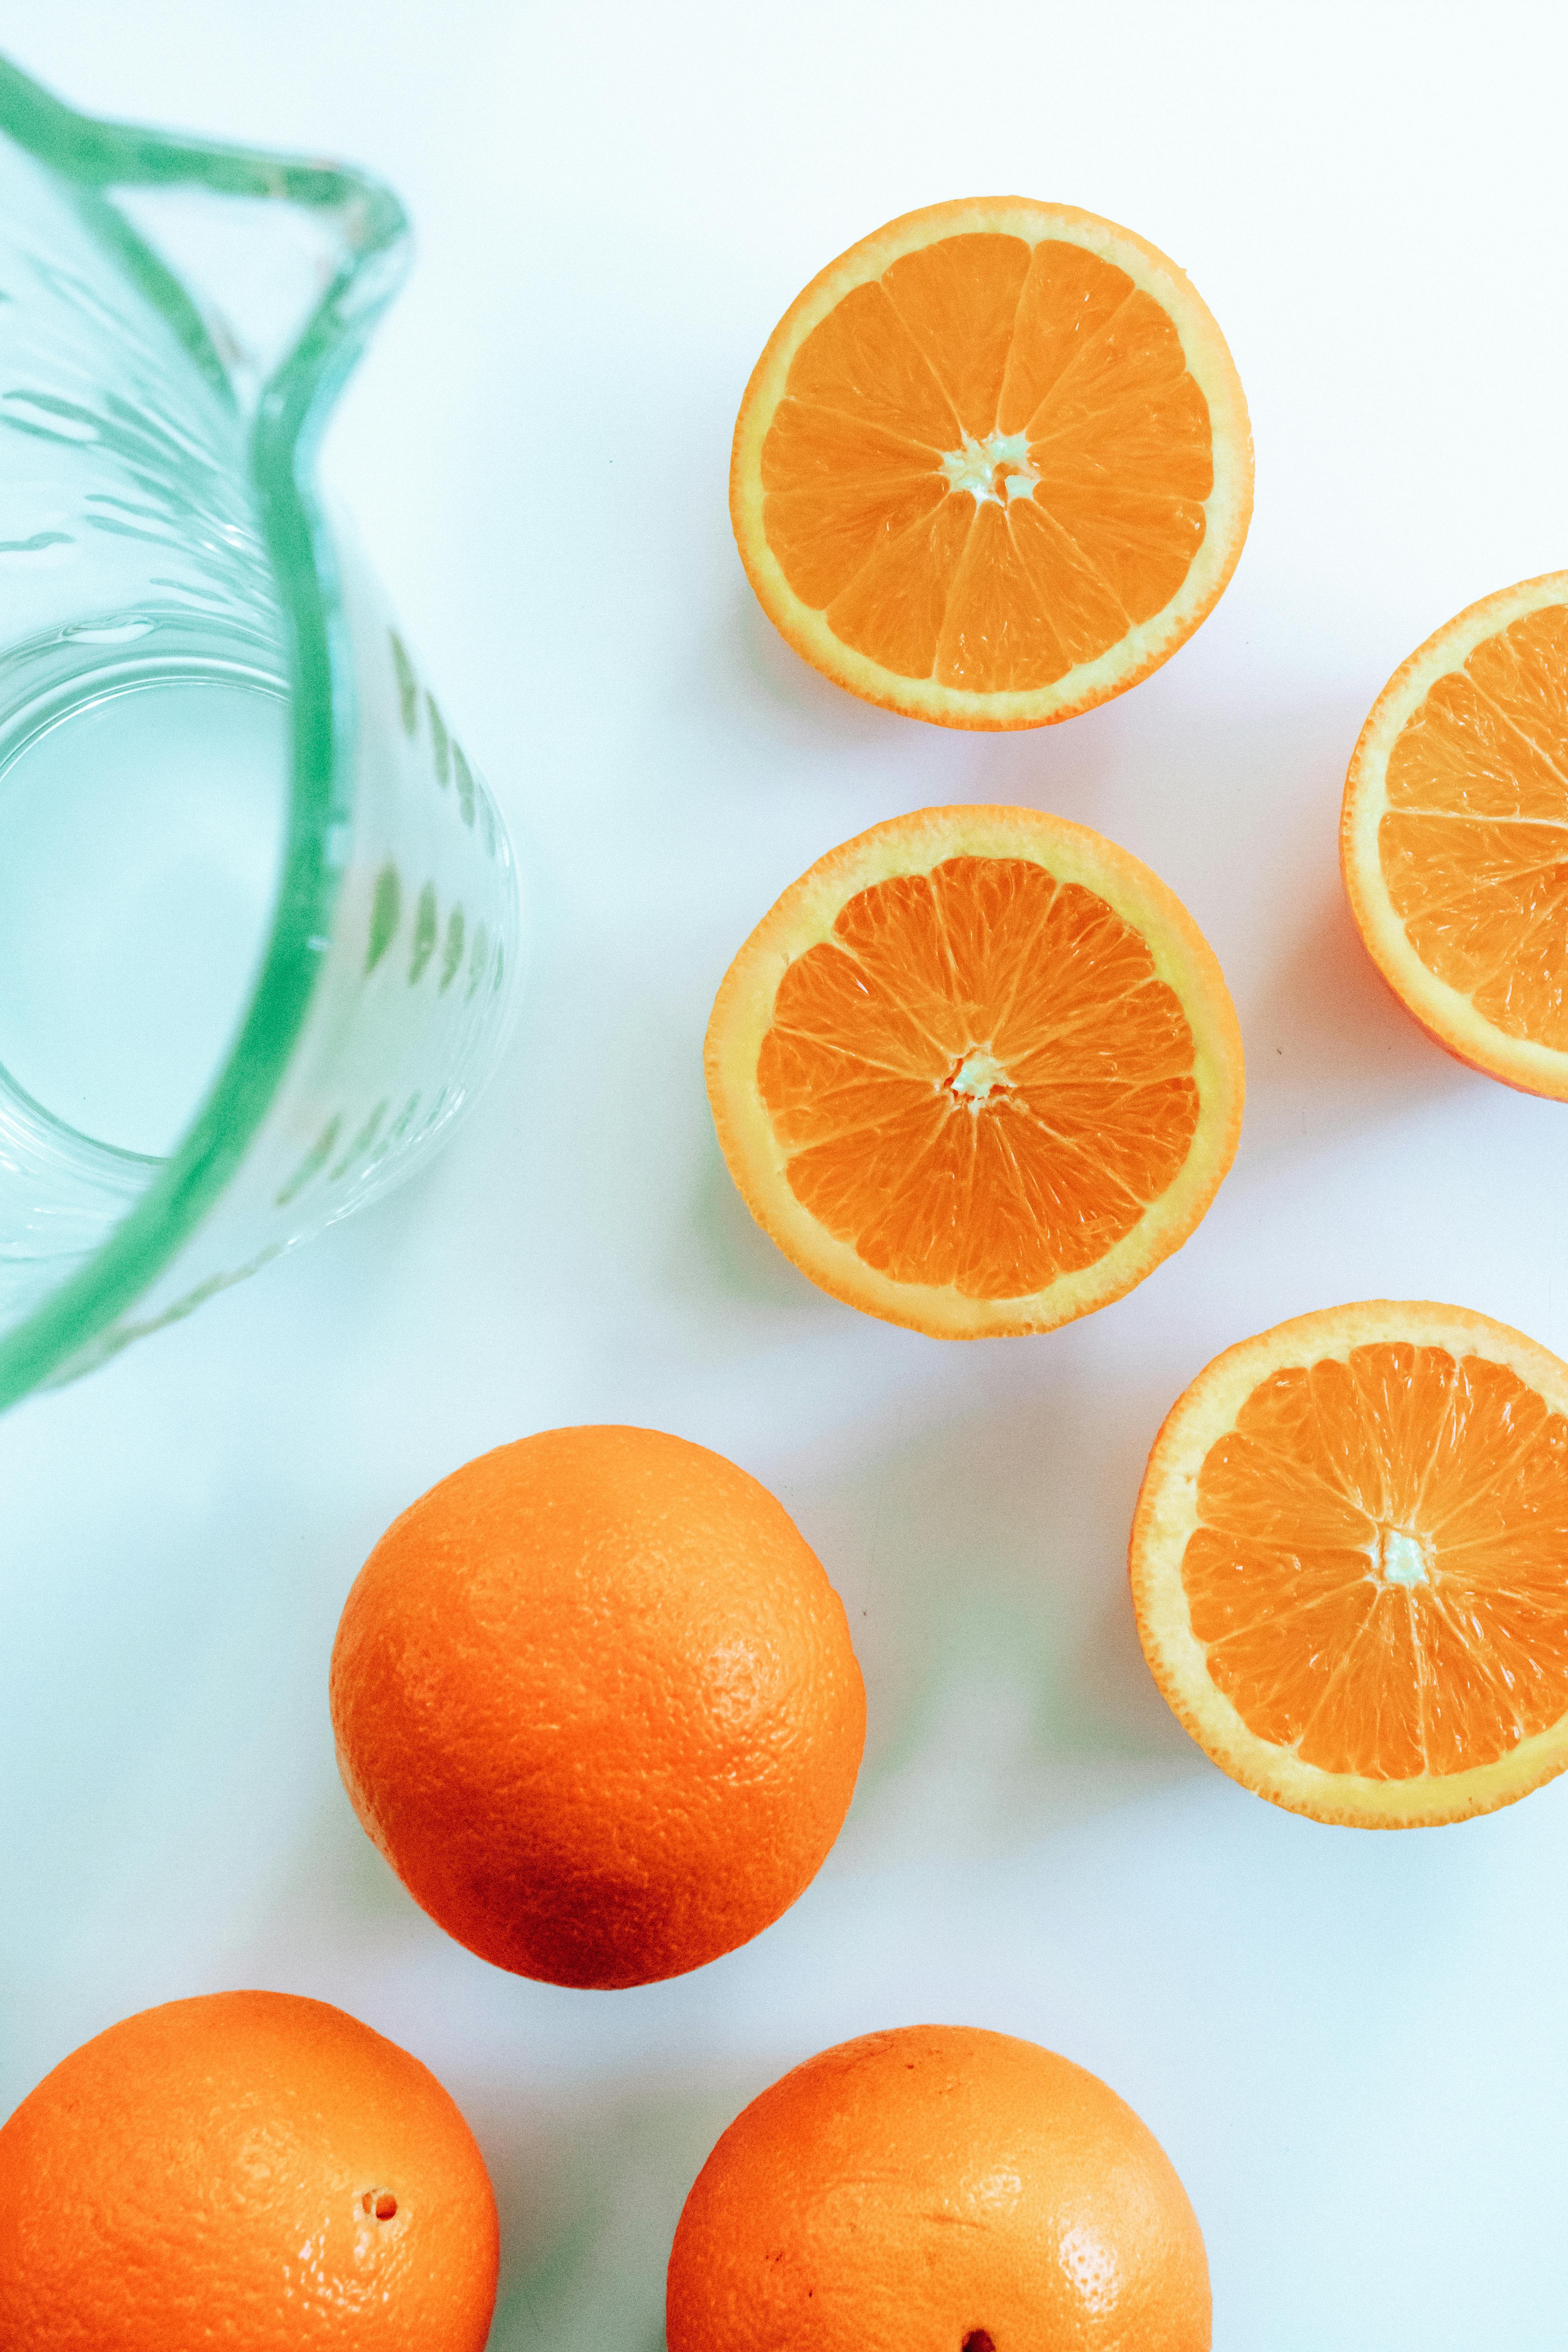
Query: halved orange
[
  {"left": 1130, "top": 1300, "right": 1568, "bottom": 1826},
  {"left": 1342, "top": 572, "right": 1568, "bottom": 1098},
  {"left": 705, "top": 806, "right": 1244, "bottom": 1338},
  {"left": 731, "top": 197, "right": 1253, "bottom": 730}
]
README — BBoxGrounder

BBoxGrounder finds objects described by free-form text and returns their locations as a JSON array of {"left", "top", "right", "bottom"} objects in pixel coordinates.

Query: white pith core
[
  {"left": 940, "top": 429, "right": 1039, "bottom": 506},
  {"left": 1375, "top": 1527, "right": 1432, "bottom": 1588},
  {"left": 946, "top": 1048, "right": 1011, "bottom": 1105}
]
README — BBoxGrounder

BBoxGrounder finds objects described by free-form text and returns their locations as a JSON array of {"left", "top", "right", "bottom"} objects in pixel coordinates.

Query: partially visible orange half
[
  {"left": 1131, "top": 1299, "right": 1568, "bottom": 1827},
  {"left": 731, "top": 196, "right": 1252, "bottom": 729},
  {"left": 1342, "top": 572, "right": 1568, "bottom": 1097},
  {"left": 705, "top": 806, "right": 1244, "bottom": 1339}
]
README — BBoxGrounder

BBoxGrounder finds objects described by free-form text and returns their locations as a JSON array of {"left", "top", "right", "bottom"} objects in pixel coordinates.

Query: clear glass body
[{"left": 0, "top": 57, "right": 520, "bottom": 1411}]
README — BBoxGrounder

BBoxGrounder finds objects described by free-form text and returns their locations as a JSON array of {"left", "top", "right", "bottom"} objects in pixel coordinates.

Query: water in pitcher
[{"left": 0, "top": 658, "right": 289, "bottom": 1161}]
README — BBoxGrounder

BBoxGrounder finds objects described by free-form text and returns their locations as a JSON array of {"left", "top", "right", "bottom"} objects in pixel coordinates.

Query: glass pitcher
[{"left": 0, "top": 56, "right": 521, "bottom": 1414}]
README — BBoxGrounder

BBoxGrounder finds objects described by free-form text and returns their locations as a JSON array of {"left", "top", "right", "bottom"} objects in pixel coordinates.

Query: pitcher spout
[{"left": 0, "top": 51, "right": 409, "bottom": 430}]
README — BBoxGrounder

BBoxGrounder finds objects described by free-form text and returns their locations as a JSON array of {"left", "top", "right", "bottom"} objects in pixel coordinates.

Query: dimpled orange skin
[
  {"left": 330, "top": 1425, "right": 867, "bottom": 1991},
  {"left": 666, "top": 2025, "right": 1210, "bottom": 2352},
  {"left": 0, "top": 1992, "right": 499, "bottom": 2352}
]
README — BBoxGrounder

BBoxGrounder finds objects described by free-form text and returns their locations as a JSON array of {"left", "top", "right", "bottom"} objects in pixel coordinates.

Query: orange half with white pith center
[
  {"left": 731, "top": 197, "right": 1253, "bottom": 729},
  {"left": 1342, "top": 571, "right": 1568, "bottom": 1097},
  {"left": 1131, "top": 1300, "right": 1568, "bottom": 1826},
  {"left": 705, "top": 806, "right": 1244, "bottom": 1339}
]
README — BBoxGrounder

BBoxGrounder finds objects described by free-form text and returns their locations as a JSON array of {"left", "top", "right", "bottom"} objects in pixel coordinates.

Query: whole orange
[
  {"left": 666, "top": 2024, "right": 1210, "bottom": 2351},
  {"left": 329, "top": 1425, "right": 866, "bottom": 1989},
  {"left": 0, "top": 1991, "right": 498, "bottom": 2352}
]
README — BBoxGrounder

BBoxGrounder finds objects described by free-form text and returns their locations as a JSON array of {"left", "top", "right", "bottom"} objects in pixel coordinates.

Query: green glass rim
[{"left": 0, "top": 52, "right": 410, "bottom": 1411}]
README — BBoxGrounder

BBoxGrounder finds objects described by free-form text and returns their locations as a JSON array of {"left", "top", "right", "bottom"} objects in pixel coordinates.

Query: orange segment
[
  {"left": 996, "top": 239, "right": 1140, "bottom": 437},
  {"left": 1342, "top": 573, "right": 1568, "bottom": 1091},
  {"left": 881, "top": 231, "right": 1034, "bottom": 434},
  {"left": 825, "top": 493, "right": 977, "bottom": 677},
  {"left": 762, "top": 473, "right": 947, "bottom": 615},
  {"left": 934, "top": 501, "right": 1070, "bottom": 691},
  {"left": 783, "top": 277, "right": 961, "bottom": 446},
  {"left": 1130, "top": 1301, "right": 1568, "bottom": 1826},
  {"left": 731, "top": 198, "right": 1252, "bottom": 730},
  {"left": 706, "top": 806, "right": 1243, "bottom": 1339}
]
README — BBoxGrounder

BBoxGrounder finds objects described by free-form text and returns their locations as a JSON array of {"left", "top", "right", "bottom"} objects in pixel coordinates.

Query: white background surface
[{"left": 3, "top": 4, "right": 1568, "bottom": 2345}]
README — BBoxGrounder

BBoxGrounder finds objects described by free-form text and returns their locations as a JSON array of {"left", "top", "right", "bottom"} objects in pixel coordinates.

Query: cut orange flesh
[
  {"left": 706, "top": 806, "right": 1243, "bottom": 1338},
  {"left": 731, "top": 197, "right": 1252, "bottom": 729},
  {"left": 1342, "top": 572, "right": 1568, "bottom": 1097},
  {"left": 1130, "top": 1301, "right": 1568, "bottom": 1826}
]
